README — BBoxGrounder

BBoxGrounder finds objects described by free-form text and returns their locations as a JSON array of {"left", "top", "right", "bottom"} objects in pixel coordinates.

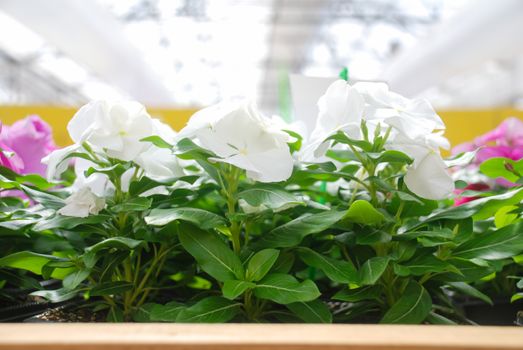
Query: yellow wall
[
  {"left": 0, "top": 105, "right": 195, "bottom": 146},
  {"left": 1, "top": 105, "right": 523, "bottom": 150}
]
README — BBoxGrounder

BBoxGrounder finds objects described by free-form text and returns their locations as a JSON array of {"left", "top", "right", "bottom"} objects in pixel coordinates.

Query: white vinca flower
[
  {"left": 301, "top": 79, "right": 454, "bottom": 200},
  {"left": 135, "top": 119, "right": 185, "bottom": 181},
  {"left": 300, "top": 80, "right": 365, "bottom": 161},
  {"left": 353, "top": 82, "right": 445, "bottom": 139},
  {"left": 67, "top": 100, "right": 154, "bottom": 161},
  {"left": 42, "top": 144, "right": 81, "bottom": 180},
  {"left": 58, "top": 186, "right": 105, "bottom": 218},
  {"left": 178, "top": 101, "right": 294, "bottom": 183}
]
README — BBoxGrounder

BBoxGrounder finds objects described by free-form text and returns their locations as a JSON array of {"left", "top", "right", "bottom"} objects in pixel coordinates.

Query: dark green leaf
[
  {"left": 246, "top": 248, "right": 280, "bottom": 282},
  {"left": 150, "top": 301, "right": 185, "bottom": 322},
  {"left": 297, "top": 247, "right": 358, "bottom": 284},
  {"left": 446, "top": 282, "right": 493, "bottom": 305},
  {"left": 145, "top": 207, "right": 226, "bottom": 230},
  {"left": 394, "top": 255, "right": 459, "bottom": 277},
  {"left": 286, "top": 300, "right": 332, "bottom": 323},
  {"left": 453, "top": 222, "right": 523, "bottom": 260},
  {"left": 360, "top": 257, "right": 390, "bottom": 285},
  {"left": 178, "top": 224, "right": 244, "bottom": 282},
  {"left": 90, "top": 281, "right": 134, "bottom": 296},
  {"left": 238, "top": 185, "right": 302, "bottom": 211},
  {"left": 259, "top": 210, "right": 345, "bottom": 248},
  {"left": 380, "top": 281, "right": 431, "bottom": 324},
  {"left": 32, "top": 214, "right": 109, "bottom": 231},
  {"left": 175, "top": 296, "right": 241, "bottom": 323},
  {"left": 111, "top": 197, "right": 152, "bottom": 213},
  {"left": 333, "top": 285, "right": 382, "bottom": 302},
  {"left": 222, "top": 280, "right": 255, "bottom": 300},
  {"left": 253, "top": 273, "right": 320, "bottom": 304},
  {"left": 63, "top": 269, "right": 91, "bottom": 290}
]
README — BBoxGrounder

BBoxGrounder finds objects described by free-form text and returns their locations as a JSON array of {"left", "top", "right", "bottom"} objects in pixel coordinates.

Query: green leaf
[
  {"left": 297, "top": 247, "right": 358, "bottom": 284},
  {"left": 446, "top": 282, "right": 493, "bottom": 305},
  {"left": 480, "top": 157, "right": 523, "bottom": 182},
  {"left": 150, "top": 301, "right": 185, "bottom": 322},
  {"left": 222, "top": 280, "right": 255, "bottom": 300},
  {"left": 63, "top": 269, "right": 91, "bottom": 290},
  {"left": 259, "top": 210, "right": 345, "bottom": 248},
  {"left": 145, "top": 207, "right": 226, "bottom": 230},
  {"left": 237, "top": 185, "right": 302, "bottom": 211},
  {"left": 140, "top": 135, "right": 173, "bottom": 149},
  {"left": 111, "top": 197, "right": 152, "bottom": 213},
  {"left": 380, "top": 281, "right": 432, "bottom": 324},
  {"left": 175, "top": 296, "right": 241, "bottom": 323},
  {"left": 90, "top": 281, "right": 134, "bottom": 296},
  {"left": 246, "top": 248, "right": 280, "bottom": 282},
  {"left": 85, "top": 237, "right": 143, "bottom": 255},
  {"left": 20, "top": 185, "right": 64, "bottom": 209},
  {"left": 394, "top": 255, "right": 459, "bottom": 277},
  {"left": 344, "top": 200, "right": 385, "bottom": 225},
  {"left": 326, "top": 131, "right": 373, "bottom": 152},
  {"left": 286, "top": 300, "right": 332, "bottom": 323},
  {"left": 453, "top": 222, "right": 523, "bottom": 260},
  {"left": 32, "top": 214, "right": 109, "bottom": 231},
  {"left": 426, "top": 311, "right": 457, "bottom": 325},
  {"left": 0, "top": 270, "right": 41, "bottom": 290},
  {"left": 133, "top": 303, "right": 157, "bottom": 322},
  {"left": 253, "top": 273, "right": 320, "bottom": 304},
  {"left": 333, "top": 286, "right": 382, "bottom": 302},
  {"left": 415, "top": 187, "right": 523, "bottom": 226},
  {"left": 178, "top": 223, "right": 244, "bottom": 282},
  {"left": 370, "top": 150, "right": 412, "bottom": 164},
  {"left": 107, "top": 306, "right": 124, "bottom": 322},
  {"left": 31, "top": 287, "right": 80, "bottom": 303},
  {"left": 360, "top": 257, "right": 390, "bottom": 285},
  {"left": 494, "top": 205, "right": 519, "bottom": 229},
  {"left": 511, "top": 293, "right": 523, "bottom": 303},
  {"left": 0, "top": 251, "right": 66, "bottom": 275}
]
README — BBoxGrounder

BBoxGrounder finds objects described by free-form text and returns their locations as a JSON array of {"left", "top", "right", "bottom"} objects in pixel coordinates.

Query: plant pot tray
[{"left": 0, "top": 324, "right": 522, "bottom": 350}]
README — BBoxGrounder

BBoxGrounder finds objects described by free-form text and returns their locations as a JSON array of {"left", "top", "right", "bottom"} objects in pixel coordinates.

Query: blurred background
[{"left": 0, "top": 0, "right": 522, "bottom": 147}]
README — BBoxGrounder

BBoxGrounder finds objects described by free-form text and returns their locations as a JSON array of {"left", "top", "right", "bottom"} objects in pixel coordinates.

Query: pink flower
[
  {"left": 0, "top": 116, "right": 56, "bottom": 176},
  {"left": 0, "top": 123, "right": 23, "bottom": 173},
  {"left": 476, "top": 145, "right": 523, "bottom": 163},
  {"left": 452, "top": 117, "right": 523, "bottom": 156},
  {"left": 475, "top": 117, "right": 523, "bottom": 147}
]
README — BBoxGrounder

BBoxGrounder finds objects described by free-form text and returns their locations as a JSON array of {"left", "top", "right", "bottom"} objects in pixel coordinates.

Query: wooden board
[{"left": 0, "top": 324, "right": 522, "bottom": 350}]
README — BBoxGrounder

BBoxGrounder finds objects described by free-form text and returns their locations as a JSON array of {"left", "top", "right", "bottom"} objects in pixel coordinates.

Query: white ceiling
[{"left": 5, "top": 0, "right": 516, "bottom": 114}]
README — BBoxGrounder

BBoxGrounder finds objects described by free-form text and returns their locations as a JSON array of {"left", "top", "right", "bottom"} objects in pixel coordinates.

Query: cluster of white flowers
[
  {"left": 43, "top": 79, "right": 454, "bottom": 217},
  {"left": 303, "top": 80, "right": 454, "bottom": 200},
  {"left": 178, "top": 101, "right": 294, "bottom": 183},
  {"left": 43, "top": 100, "right": 185, "bottom": 217}
]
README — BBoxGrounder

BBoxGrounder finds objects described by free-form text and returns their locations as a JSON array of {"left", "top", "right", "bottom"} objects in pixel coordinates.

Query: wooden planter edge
[{"left": 0, "top": 324, "right": 522, "bottom": 350}]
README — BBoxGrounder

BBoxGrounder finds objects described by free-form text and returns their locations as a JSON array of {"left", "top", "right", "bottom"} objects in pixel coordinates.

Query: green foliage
[{"left": 2, "top": 115, "right": 523, "bottom": 325}]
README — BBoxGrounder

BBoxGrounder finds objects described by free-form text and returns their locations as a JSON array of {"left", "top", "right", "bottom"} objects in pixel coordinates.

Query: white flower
[
  {"left": 179, "top": 101, "right": 294, "bottom": 183},
  {"left": 404, "top": 152, "right": 455, "bottom": 200},
  {"left": 67, "top": 100, "right": 154, "bottom": 161},
  {"left": 134, "top": 119, "right": 185, "bottom": 181},
  {"left": 58, "top": 186, "right": 105, "bottom": 218},
  {"left": 313, "top": 80, "right": 365, "bottom": 140},
  {"left": 300, "top": 80, "right": 365, "bottom": 161},
  {"left": 386, "top": 129, "right": 454, "bottom": 200},
  {"left": 354, "top": 82, "right": 444, "bottom": 139},
  {"left": 42, "top": 144, "right": 80, "bottom": 180}
]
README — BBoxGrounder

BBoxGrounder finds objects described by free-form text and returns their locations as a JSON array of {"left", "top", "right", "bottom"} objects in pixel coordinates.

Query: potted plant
[{"left": 0, "top": 77, "right": 523, "bottom": 326}]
